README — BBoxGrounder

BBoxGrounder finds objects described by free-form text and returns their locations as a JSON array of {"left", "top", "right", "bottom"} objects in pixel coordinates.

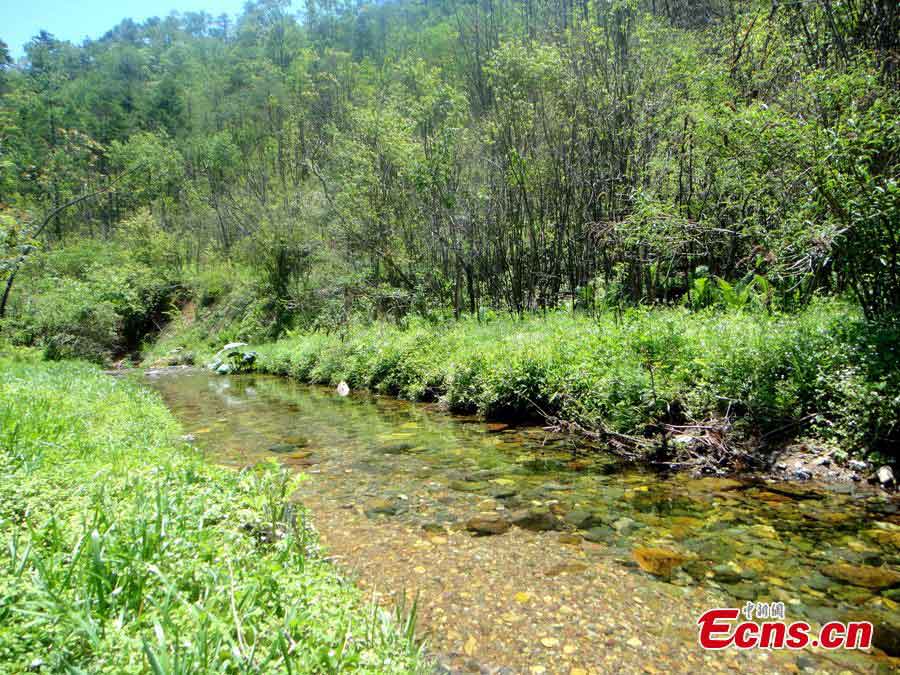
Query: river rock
[
  {"left": 150, "top": 349, "right": 195, "bottom": 368},
  {"left": 876, "top": 465, "right": 896, "bottom": 491},
  {"left": 805, "top": 571, "right": 834, "bottom": 592},
  {"left": 847, "top": 459, "right": 868, "bottom": 472},
  {"left": 466, "top": 513, "right": 511, "bottom": 535},
  {"left": 449, "top": 480, "right": 490, "bottom": 493},
  {"left": 632, "top": 546, "right": 688, "bottom": 578},
  {"left": 381, "top": 442, "right": 419, "bottom": 454},
  {"left": 539, "top": 481, "right": 570, "bottom": 492},
  {"left": 612, "top": 517, "right": 643, "bottom": 536},
  {"left": 711, "top": 563, "right": 744, "bottom": 584},
  {"left": 558, "top": 533, "right": 583, "bottom": 546},
  {"left": 268, "top": 442, "right": 308, "bottom": 454},
  {"left": 685, "top": 477, "right": 744, "bottom": 493},
  {"left": 510, "top": 508, "right": 564, "bottom": 532},
  {"left": 364, "top": 498, "right": 406, "bottom": 517},
  {"left": 821, "top": 563, "right": 900, "bottom": 590},
  {"left": 487, "top": 485, "right": 518, "bottom": 499},
  {"left": 865, "top": 527, "right": 900, "bottom": 549},
  {"left": 564, "top": 510, "right": 600, "bottom": 529},
  {"left": 727, "top": 581, "right": 763, "bottom": 601},
  {"left": 583, "top": 526, "right": 614, "bottom": 543},
  {"left": 544, "top": 562, "right": 588, "bottom": 576},
  {"left": 762, "top": 483, "right": 823, "bottom": 500}
]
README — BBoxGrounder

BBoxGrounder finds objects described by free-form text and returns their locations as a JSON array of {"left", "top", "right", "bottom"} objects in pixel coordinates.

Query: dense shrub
[
  {"left": 4, "top": 250, "right": 174, "bottom": 363},
  {"left": 253, "top": 301, "right": 899, "bottom": 460}
]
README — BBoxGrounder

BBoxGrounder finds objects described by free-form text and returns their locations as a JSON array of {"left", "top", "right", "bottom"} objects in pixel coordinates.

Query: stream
[{"left": 147, "top": 369, "right": 899, "bottom": 674}]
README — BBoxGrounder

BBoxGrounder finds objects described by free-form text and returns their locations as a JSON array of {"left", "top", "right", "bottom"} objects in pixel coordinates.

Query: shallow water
[{"left": 147, "top": 369, "right": 900, "bottom": 669}]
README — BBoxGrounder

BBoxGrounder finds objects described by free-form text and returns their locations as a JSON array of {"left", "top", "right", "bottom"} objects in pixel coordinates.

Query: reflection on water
[{"left": 147, "top": 369, "right": 900, "bottom": 660}]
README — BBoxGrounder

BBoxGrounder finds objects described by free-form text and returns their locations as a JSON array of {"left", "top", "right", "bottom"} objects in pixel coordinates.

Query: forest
[{"left": 2, "top": 1, "right": 900, "bottom": 672}]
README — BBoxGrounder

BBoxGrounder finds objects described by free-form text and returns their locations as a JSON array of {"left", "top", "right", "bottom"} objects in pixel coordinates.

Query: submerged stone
[
  {"left": 558, "top": 533, "right": 583, "bottom": 546},
  {"left": 487, "top": 486, "right": 518, "bottom": 499},
  {"left": 762, "top": 483, "right": 824, "bottom": 501},
  {"left": 845, "top": 610, "right": 900, "bottom": 656},
  {"left": 364, "top": 498, "right": 407, "bottom": 517},
  {"left": 564, "top": 510, "right": 600, "bottom": 529},
  {"left": 466, "top": 513, "right": 511, "bottom": 535},
  {"left": 727, "top": 581, "right": 763, "bottom": 601},
  {"left": 821, "top": 563, "right": 900, "bottom": 590},
  {"left": 805, "top": 571, "right": 834, "bottom": 592},
  {"left": 510, "top": 508, "right": 564, "bottom": 532},
  {"left": 685, "top": 477, "right": 744, "bottom": 493},
  {"left": 632, "top": 546, "right": 688, "bottom": 578},
  {"left": 865, "top": 528, "right": 900, "bottom": 550},
  {"left": 449, "top": 480, "right": 490, "bottom": 493},
  {"left": 582, "top": 526, "right": 614, "bottom": 543},
  {"left": 268, "top": 442, "right": 306, "bottom": 454},
  {"left": 711, "top": 564, "right": 744, "bottom": 584},
  {"left": 378, "top": 442, "right": 418, "bottom": 454},
  {"left": 612, "top": 517, "right": 643, "bottom": 536},
  {"left": 544, "top": 562, "right": 589, "bottom": 576}
]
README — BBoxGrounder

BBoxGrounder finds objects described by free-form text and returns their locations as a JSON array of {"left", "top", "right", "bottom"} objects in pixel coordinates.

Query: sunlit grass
[{"left": 0, "top": 351, "right": 425, "bottom": 673}]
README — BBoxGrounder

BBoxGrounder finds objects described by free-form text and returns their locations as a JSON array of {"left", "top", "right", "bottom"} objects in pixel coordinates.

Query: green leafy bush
[
  {"left": 4, "top": 243, "right": 176, "bottom": 363},
  {"left": 253, "top": 301, "right": 899, "bottom": 459}
]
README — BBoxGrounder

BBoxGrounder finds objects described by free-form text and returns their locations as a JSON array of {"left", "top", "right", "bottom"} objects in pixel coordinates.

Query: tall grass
[
  {"left": 0, "top": 350, "right": 424, "bottom": 673},
  {"left": 253, "top": 300, "right": 899, "bottom": 458}
]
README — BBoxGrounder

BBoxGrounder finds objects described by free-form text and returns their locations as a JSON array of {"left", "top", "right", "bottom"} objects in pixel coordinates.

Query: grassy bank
[
  {"left": 0, "top": 350, "right": 422, "bottom": 673},
  {"left": 6, "top": 239, "right": 898, "bottom": 462},
  {"left": 249, "top": 302, "right": 899, "bottom": 461}
]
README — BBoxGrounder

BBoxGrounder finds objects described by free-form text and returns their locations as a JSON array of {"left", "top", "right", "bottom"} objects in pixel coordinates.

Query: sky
[{"left": 2, "top": 0, "right": 252, "bottom": 59}]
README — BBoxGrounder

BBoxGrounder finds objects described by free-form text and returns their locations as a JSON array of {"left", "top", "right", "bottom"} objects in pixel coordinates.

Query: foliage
[
  {"left": 0, "top": 350, "right": 424, "bottom": 673},
  {"left": 0, "top": 0, "right": 896, "bottom": 322},
  {"left": 253, "top": 301, "right": 899, "bottom": 459},
  {"left": 3, "top": 242, "right": 176, "bottom": 362}
]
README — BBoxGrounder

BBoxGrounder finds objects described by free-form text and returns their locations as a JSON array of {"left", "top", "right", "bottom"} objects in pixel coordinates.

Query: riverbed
[{"left": 147, "top": 369, "right": 899, "bottom": 673}]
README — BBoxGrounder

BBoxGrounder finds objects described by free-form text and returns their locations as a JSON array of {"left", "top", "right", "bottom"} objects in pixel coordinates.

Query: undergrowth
[
  {"left": 0, "top": 349, "right": 424, "bottom": 673},
  {"left": 251, "top": 301, "right": 899, "bottom": 461}
]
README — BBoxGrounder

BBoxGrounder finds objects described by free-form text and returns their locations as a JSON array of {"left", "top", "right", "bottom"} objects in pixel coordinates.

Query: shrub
[{"left": 251, "top": 301, "right": 899, "bottom": 459}]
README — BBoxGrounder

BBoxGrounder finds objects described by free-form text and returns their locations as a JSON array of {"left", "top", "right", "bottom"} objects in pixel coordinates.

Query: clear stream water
[{"left": 147, "top": 369, "right": 900, "bottom": 665}]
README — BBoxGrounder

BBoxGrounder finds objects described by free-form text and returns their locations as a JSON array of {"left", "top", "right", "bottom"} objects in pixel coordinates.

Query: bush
[
  {"left": 5, "top": 244, "right": 176, "bottom": 363},
  {"left": 252, "top": 301, "right": 899, "bottom": 459}
]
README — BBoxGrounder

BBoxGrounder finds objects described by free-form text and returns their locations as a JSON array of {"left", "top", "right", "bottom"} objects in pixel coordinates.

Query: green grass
[
  {"left": 0, "top": 349, "right": 424, "bottom": 673},
  {"left": 252, "top": 301, "right": 899, "bottom": 459}
]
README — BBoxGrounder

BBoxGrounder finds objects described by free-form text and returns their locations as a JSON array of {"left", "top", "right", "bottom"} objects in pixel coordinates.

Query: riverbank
[
  {"left": 7, "top": 241, "right": 898, "bottom": 474},
  {"left": 0, "top": 349, "right": 423, "bottom": 673},
  {"left": 216, "top": 302, "right": 897, "bottom": 473}
]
